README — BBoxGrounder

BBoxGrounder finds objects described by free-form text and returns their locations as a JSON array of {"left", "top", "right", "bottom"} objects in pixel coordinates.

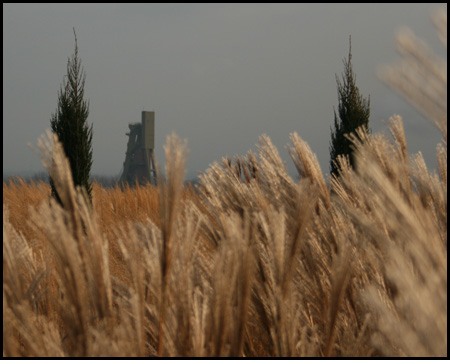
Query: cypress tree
[
  {"left": 329, "top": 37, "right": 370, "bottom": 177},
  {"left": 50, "top": 28, "right": 93, "bottom": 204}
]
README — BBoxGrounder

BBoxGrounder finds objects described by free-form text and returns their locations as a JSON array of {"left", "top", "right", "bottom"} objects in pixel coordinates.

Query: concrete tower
[{"left": 119, "top": 111, "right": 156, "bottom": 186}]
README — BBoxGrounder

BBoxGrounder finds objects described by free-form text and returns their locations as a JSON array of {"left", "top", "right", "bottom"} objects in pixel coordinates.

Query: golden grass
[
  {"left": 3, "top": 7, "right": 446, "bottom": 357},
  {"left": 4, "top": 115, "right": 446, "bottom": 357}
]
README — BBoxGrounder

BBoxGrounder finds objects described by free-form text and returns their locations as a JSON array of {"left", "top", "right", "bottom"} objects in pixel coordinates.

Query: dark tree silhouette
[
  {"left": 50, "top": 28, "right": 93, "bottom": 204},
  {"left": 330, "top": 36, "right": 370, "bottom": 177}
]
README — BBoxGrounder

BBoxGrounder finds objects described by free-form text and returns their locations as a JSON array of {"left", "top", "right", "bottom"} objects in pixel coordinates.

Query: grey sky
[{"left": 3, "top": 4, "right": 446, "bottom": 180}]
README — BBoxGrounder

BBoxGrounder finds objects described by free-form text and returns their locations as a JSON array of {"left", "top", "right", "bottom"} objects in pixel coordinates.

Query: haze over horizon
[{"left": 3, "top": 4, "right": 446, "bottom": 181}]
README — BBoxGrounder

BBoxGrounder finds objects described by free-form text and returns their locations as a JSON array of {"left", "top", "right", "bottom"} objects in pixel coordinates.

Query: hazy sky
[{"left": 3, "top": 3, "right": 446, "bottom": 180}]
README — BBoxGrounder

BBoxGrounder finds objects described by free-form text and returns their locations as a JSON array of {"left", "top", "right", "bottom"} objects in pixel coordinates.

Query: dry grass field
[{"left": 3, "top": 8, "right": 446, "bottom": 357}]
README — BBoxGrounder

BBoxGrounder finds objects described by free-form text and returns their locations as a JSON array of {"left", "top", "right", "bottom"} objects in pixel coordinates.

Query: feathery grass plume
[
  {"left": 323, "top": 241, "right": 353, "bottom": 357},
  {"left": 370, "top": 10, "right": 447, "bottom": 355},
  {"left": 28, "top": 131, "right": 116, "bottom": 356},
  {"left": 288, "top": 131, "right": 331, "bottom": 209},
  {"left": 251, "top": 201, "right": 316, "bottom": 356},
  {"left": 3, "top": 206, "right": 64, "bottom": 357},
  {"left": 196, "top": 134, "right": 325, "bottom": 356},
  {"left": 329, "top": 108, "right": 446, "bottom": 356},
  {"left": 349, "top": 118, "right": 414, "bottom": 204},
  {"left": 110, "top": 218, "right": 162, "bottom": 356},
  {"left": 155, "top": 132, "right": 189, "bottom": 356},
  {"left": 164, "top": 202, "right": 206, "bottom": 356},
  {"left": 301, "top": 184, "right": 369, "bottom": 357},
  {"left": 255, "top": 135, "right": 298, "bottom": 210},
  {"left": 203, "top": 211, "right": 255, "bottom": 356},
  {"left": 333, "top": 113, "right": 447, "bottom": 356},
  {"left": 410, "top": 151, "right": 447, "bottom": 245},
  {"left": 378, "top": 6, "right": 447, "bottom": 144},
  {"left": 356, "top": 148, "right": 445, "bottom": 356}
]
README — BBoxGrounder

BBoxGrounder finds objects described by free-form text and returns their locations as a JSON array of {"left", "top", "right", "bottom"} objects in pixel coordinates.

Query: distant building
[{"left": 119, "top": 111, "right": 156, "bottom": 186}]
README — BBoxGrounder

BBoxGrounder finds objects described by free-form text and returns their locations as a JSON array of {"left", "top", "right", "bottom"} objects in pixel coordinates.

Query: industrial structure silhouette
[{"left": 119, "top": 111, "right": 157, "bottom": 186}]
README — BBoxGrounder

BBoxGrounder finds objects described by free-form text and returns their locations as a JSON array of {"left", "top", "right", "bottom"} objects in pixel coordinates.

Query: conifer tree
[
  {"left": 329, "top": 37, "right": 370, "bottom": 177},
  {"left": 50, "top": 28, "right": 93, "bottom": 203}
]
